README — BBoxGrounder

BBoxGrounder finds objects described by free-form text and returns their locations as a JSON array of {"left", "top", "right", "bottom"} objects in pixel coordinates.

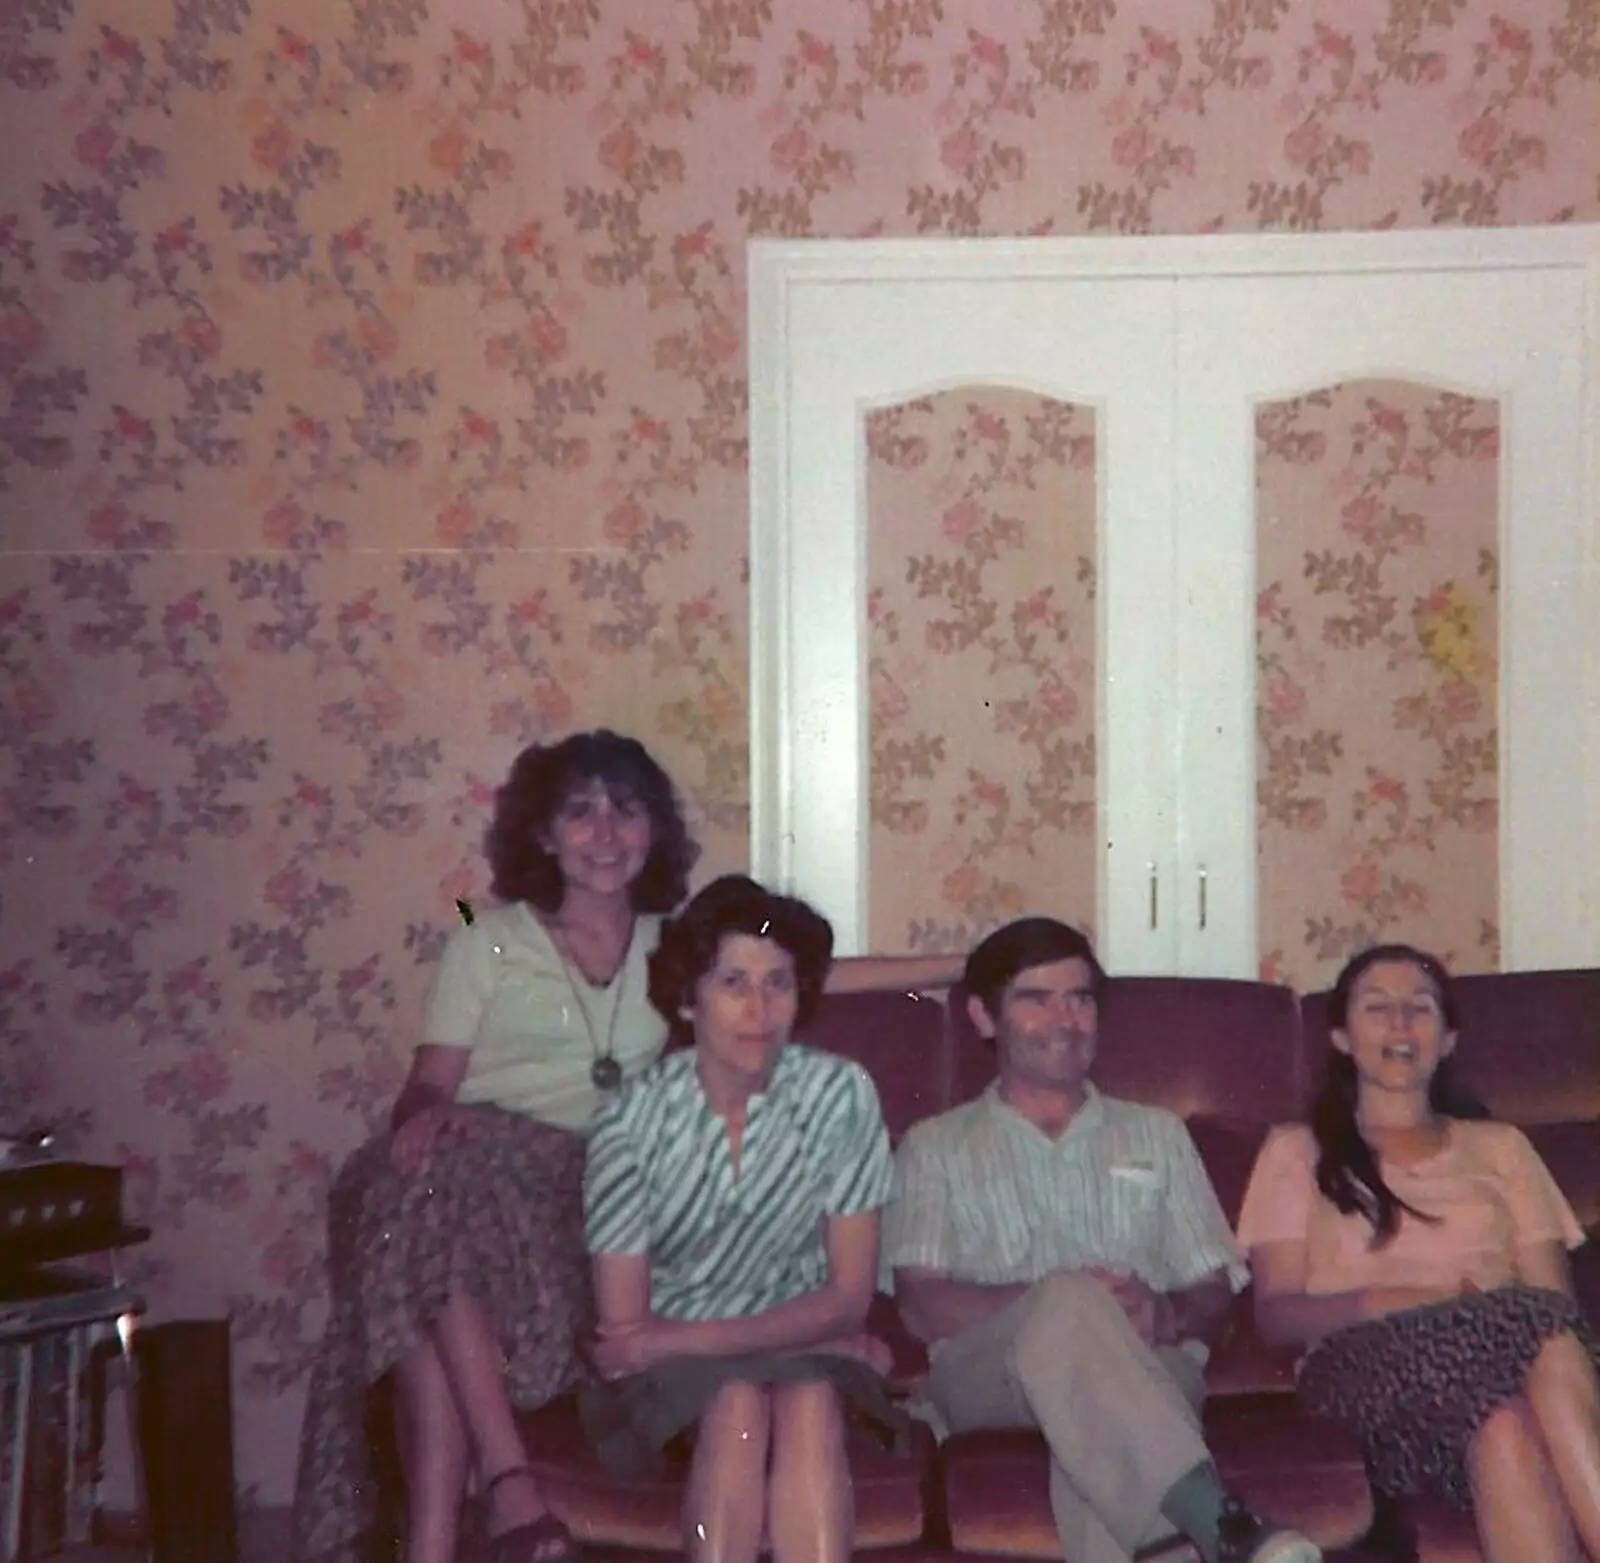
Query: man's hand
[{"left": 1086, "top": 1267, "right": 1175, "bottom": 1347}]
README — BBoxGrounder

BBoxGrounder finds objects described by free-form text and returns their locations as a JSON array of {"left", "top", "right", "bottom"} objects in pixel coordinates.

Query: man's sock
[{"left": 1158, "top": 1459, "right": 1227, "bottom": 1563}]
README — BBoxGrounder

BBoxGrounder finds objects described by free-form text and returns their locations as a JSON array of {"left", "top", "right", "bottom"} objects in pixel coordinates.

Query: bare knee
[
  {"left": 688, "top": 1380, "right": 773, "bottom": 1507},
  {"left": 684, "top": 1381, "right": 773, "bottom": 1563},
  {"left": 1529, "top": 1330, "right": 1600, "bottom": 1407},
  {"left": 770, "top": 1380, "right": 848, "bottom": 1473},
  {"left": 700, "top": 1379, "right": 774, "bottom": 1447},
  {"left": 1466, "top": 1395, "right": 1584, "bottom": 1563},
  {"left": 1471, "top": 1396, "right": 1552, "bottom": 1478},
  {"left": 768, "top": 1382, "right": 852, "bottom": 1563}
]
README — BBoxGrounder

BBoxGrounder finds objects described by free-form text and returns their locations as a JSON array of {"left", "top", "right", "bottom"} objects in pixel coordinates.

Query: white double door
[{"left": 749, "top": 230, "right": 1599, "bottom": 975}]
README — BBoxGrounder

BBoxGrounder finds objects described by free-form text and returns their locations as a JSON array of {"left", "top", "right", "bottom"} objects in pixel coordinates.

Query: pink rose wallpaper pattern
[
  {"left": 1254, "top": 381, "right": 1500, "bottom": 985},
  {"left": 1, "top": 0, "right": 1595, "bottom": 1507},
  {"left": 867, "top": 389, "right": 1098, "bottom": 958}
]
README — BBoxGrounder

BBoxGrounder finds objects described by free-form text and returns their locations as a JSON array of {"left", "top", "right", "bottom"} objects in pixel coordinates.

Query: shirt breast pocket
[{"left": 1104, "top": 1162, "right": 1166, "bottom": 1268}]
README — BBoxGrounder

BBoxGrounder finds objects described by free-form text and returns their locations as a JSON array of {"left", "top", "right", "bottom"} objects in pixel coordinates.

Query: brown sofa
[{"left": 401, "top": 968, "right": 1598, "bottom": 1563}]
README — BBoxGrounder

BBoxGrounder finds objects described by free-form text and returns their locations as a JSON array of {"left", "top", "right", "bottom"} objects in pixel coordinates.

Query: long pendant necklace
[{"left": 549, "top": 923, "right": 629, "bottom": 1092}]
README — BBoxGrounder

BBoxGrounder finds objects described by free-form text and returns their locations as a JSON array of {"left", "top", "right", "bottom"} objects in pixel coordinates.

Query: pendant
[{"left": 590, "top": 1056, "right": 623, "bottom": 1092}]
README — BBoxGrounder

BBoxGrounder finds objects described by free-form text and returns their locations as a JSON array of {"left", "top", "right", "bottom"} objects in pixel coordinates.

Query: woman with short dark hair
[{"left": 582, "top": 876, "right": 910, "bottom": 1563}]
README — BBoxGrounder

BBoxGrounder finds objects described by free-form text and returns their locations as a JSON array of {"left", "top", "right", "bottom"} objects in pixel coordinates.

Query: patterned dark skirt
[
  {"left": 1296, "top": 1283, "right": 1599, "bottom": 1508},
  {"left": 290, "top": 1107, "right": 592, "bottom": 1563}
]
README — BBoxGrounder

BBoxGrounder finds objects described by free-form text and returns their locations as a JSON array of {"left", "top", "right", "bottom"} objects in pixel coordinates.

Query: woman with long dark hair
[{"left": 1237, "top": 944, "right": 1600, "bottom": 1563}]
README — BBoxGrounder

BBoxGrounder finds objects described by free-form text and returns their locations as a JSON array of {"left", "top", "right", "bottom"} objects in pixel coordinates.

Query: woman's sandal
[{"left": 482, "top": 1467, "right": 581, "bottom": 1563}]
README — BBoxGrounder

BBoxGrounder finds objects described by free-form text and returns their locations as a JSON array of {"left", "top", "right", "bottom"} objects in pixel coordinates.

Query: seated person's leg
[
  {"left": 686, "top": 1380, "right": 772, "bottom": 1563},
  {"left": 1010, "top": 1273, "right": 1208, "bottom": 1536},
  {"left": 1013, "top": 1275, "right": 1318, "bottom": 1563},
  {"left": 1467, "top": 1397, "right": 1581, "bottom": 1563},
  {"left": 1524, "top": 1329, "right": 1600, "bottom": 1556},
  {"left": 767, "top": 1380, "right": 851, "bottom": 1563},
  {"left": 394, "top": 1338, "right": 469, "bottom": 1563},
  {"left": 431, "top": 1289, "right": 573, "bottom": 1562}
]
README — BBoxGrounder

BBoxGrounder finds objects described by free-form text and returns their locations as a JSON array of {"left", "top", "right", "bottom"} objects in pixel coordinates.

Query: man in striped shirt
[
  {"left": 582, "top": 875, "right": 901, "bottom": 1563},
  {"left": 885, "top": 917, "right": 1319, "bottom": 1563}
]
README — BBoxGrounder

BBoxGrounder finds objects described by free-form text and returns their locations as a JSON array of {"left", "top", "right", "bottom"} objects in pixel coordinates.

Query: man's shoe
[{"left": 1215, "top": 1495, "right": 1322, "bottom": 1563}]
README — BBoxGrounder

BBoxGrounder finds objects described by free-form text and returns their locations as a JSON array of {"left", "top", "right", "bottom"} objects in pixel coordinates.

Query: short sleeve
[
  {"left": 584, "top": 1094, "right": 649, "bottom": 1255},
  {"left": 1235, "top": 1124, "right": 1319, "bottom": 1252},
  {"left": 1498, "top": 1126, "right": 1585, "bottom": 1250},
  {"left": 824, "top": 1064, "right": 894, "bottom": 1218},
  {"left": 1155, "top": 1115, "right": 1250, "bottom": 1292},
  {"left": 882, "top": 1125, "right": 954, "bottom": 1276},
  {"left": 421, "top": 923, "right": 494, "bottom": 1049}
]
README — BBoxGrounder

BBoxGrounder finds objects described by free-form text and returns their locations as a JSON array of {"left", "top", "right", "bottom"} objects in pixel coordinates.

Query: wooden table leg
[
  {"left": 3, "top": 1343, "right": 32, "bottom": 1563},
  {"left": 113, "top": 1311, "right": 152, "bottom": 1563}
]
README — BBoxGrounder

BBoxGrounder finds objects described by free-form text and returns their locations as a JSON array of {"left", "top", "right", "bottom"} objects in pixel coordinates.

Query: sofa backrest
[
  {"left": 946, "top": 975, "right": 1304, "bottom": 1119},
  {"left": 800, "top": 987, "right": 953, "bottom": 1142},
  {"left": 802, "top": 966, "right": 1598, "bottom": 1231}
]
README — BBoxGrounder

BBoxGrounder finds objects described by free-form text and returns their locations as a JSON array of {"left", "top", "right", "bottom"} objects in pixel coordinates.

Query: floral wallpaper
[
  {"left": 1, "top": 0, "right": 1596, "bottom": 1512},
  {"left": 866, "top": 390, "right": 1097, "bottom": 956},
  {"left": 1256, "top": 381, "right": 1500, "bottom": 991}
]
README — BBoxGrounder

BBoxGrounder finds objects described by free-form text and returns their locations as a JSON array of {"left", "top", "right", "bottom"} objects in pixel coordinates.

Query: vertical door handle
[
  {"left": 1148, "top": 863, "right": 1159, "bottom": 930},
  {"left": 1197, "top": 865, "right": 1208, "bottom": 931}
]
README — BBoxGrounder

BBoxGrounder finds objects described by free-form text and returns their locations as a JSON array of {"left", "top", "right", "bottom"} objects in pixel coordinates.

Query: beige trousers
[{"left": 925, "top": 1272, "right": 1210, "bottom": 1563}]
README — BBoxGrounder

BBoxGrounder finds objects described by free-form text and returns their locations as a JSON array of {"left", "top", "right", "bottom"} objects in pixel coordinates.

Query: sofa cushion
[
  {"left": 1203, "top": 1307, "right": 1297, "bottom": 1399},
  {"left": 936, "top": 1428, "right": 1067, "bottom": 1559},
  {"left": 517, "top": 1393, "right": 936, "bottom": 1552},
  {"left": 938, "top": 1399, "right": 1371, "bottom": 1557}
]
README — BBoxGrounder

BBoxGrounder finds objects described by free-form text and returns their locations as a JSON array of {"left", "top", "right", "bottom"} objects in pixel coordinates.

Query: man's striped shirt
[
  {"left": 585, "top": 1044, "right": 894, "bottom": 1321},
  {"left": 885, "top": 1082, "right": 1248, "bottom": 1296}
]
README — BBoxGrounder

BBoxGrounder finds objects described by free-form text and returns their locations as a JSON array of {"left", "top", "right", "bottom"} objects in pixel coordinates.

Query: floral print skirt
[
  {"left": 290, "top": 1106, "right": 592, "bottom": 1563},
  {"left": 1296, "top": 1282, "right": 1598, "bottom": 1508}
]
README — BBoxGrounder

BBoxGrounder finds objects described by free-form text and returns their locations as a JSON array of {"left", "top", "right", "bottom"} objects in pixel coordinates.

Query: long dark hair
[
  {"left": 485, "top": 730, "right": 698, "bottom": 912},
  {"left": 1310, "top": 943, "right": 1489, "bottom": 1244}
]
